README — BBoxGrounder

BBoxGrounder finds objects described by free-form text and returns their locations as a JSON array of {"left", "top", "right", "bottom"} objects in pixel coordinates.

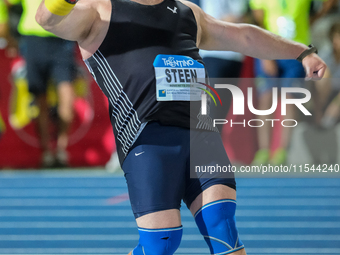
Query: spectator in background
[
  {"left": 199, "top": 0, "right": 248, "bottom": 126},
  {"left": 0, "top": 0, "right": 9, "bottom": 39},
  {"left": 0, "top": 0, "right": 16, "bottom": 54},
  {"left": 249, "top": 0, "right": 333, "bottom": 165},
  {"left": 6, "top": 0, "right": 76, "bottom": 167},
  {"left": 310, "top": 0, "right": 339, "bottom": 50},
  {"left": 0, "top": 0, "right": 9, "bottom": 139},
  {"left": 316, "top": 23, "right": 340, "bottom": 128}
]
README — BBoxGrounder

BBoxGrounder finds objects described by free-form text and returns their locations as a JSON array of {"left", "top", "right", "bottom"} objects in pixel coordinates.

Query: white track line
[
  {"left": 0, "top": 234, "right": 339, "bottom": 241},
  {"left": 0, "top": 221, "right": 339, "bottom": 228}
]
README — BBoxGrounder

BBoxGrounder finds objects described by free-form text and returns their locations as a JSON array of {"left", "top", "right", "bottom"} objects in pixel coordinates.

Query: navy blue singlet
[{"left": 84, "top": 0, "right": 217, "bottom": 163}]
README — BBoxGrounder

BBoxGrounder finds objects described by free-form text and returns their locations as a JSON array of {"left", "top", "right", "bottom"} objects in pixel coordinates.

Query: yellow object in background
[
  {"left": 0, "top": 0, "right": 9, "bottom": 25},
  {"left": 0, "top": 112, "right": 6, "bottom": 135},
  {"left": 249, "top": 0, "right": 324, "bottom": 45},
  {"left": 44, "top": 0, "right": 76, "bottom": 16},
  {"left": 9, "top": 77, "right": 39, "bottom": 129},
  {"left": 7, "top": 0, "right": 56, "bottom": 37}
]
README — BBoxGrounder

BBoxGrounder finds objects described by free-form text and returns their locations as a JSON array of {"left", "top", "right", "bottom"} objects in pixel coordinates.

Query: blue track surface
[{"left": 0, "top": 170, "right": 339, "bottom": 255}]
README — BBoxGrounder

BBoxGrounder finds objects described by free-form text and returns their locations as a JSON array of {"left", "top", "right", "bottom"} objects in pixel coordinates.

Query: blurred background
[
  {"left": 0, "top": 0, "right": 117, "bottom": 170},
  {"left": 0, "top": 0, "right": 340, "bottom": 170}
]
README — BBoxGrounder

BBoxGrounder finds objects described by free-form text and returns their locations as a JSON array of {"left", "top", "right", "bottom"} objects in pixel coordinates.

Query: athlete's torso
[{"left": 84, "top": 0, "right": 216, "bottom": 163}]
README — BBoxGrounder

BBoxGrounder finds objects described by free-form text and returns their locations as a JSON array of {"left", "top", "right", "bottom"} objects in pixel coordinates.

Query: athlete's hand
[{"left": 302, "top": 53, "right": 327, "bottom": 81}]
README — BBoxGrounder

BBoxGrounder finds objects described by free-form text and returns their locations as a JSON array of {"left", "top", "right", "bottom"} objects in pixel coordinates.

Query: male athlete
[{"left": 36, "top": 0, "right": 326, "bottom": 254}]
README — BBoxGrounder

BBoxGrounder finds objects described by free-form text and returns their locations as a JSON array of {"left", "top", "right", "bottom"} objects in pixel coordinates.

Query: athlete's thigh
[
  {"left": 50, "top": 39, "right": 75, "bottom": 85},
  {"left": 22, "top": 36, "right": 49, "bottom": 94},
  {"left": 121, "top": 122, "right": 189, "bottom": 220},
  {"left": 183, "top": 130, "right": 236, "bottom": 211},
  {"left": 136, "top": 209, "right": 182, "bottom": 229},
  {"left": 189, "top": 184, "right": 236, "bottom": 216}
]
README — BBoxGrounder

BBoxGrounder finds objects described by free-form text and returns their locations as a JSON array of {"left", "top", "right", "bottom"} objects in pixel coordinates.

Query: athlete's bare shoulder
[
  {"left": 176, "top": 0, "right": 238, "bottom": 51},
  {"left": 177, "top": 0, "right": 198, "bottom": 11},
  {"left": 77, "top": 0, "right": 112, "bottom": 59},
  {"left": 177, "top": 1, "right": 203, "bottom": 25},
  {"left": 176, "top": 0, "right": 206, "bottom": 46},
  {"left": 178, "top": 0, "right": 219, "bottom": 49}
]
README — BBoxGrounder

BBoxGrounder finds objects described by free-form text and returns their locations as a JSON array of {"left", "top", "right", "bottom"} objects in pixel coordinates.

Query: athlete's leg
[
  {"left": 190, "top": 185, "right": 246, "bottom": 255},
  {"left": 186, "top": 130, "right": 245, "bottom": 255},
  {"left": 129, "top": 210, "right": 182, "bottom": 255},
  {"left": 36, "top": 94, "right": 54, "bottom": 167},
  {"left": 252, "top": 59, "right": 277, "bottom": 165},
  {"left": 124, "top": 172, "right": 183, "bottom": 255},
  {"left": 52, "top": 39, "right": 76, "bottom": 166},
  {"left": 24, "top": 36, "right": 54, "bottom": 167},
  {"left": 56, "top": 81, "right": 74, "bottom": 165},
  {"left": 136, "top": 209, "right": 181, "bottom": 229},
  {"left": 122, "top": 122, "right": 189, "bottom": 255},
  {"left": 270, "top": 59, "right": 306, "bottom": 164}
]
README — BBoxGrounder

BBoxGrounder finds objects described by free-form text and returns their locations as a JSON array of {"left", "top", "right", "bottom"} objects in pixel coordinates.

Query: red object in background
[
  {"left": 0, "top": 49, "right": 115, "bottom": 169},
  {"left": 221, "top": 57, "right": 258, "bottom": 165},
  {"left": 222, "top": 57, "right": 283, "bottom": 165}
]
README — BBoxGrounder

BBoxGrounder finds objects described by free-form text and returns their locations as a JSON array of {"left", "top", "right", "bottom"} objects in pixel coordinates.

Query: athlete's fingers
[
  {"left": 314, "top": 65, "right": 326, "bottom": 80},
  {"left": 303, "top": 54, "right": 327, "bottom": 81},
  {"left": 308, "top": 65, "right": 326, "bottom": 81}
]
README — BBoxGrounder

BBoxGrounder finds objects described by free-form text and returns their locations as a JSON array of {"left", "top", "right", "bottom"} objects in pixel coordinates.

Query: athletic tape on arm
[{"left": 44, "top": 0, "right": 78, "bottom": 16}]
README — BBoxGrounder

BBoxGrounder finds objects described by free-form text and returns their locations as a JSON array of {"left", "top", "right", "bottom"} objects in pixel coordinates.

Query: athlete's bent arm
[
  {"left": 35, "top": 0, "right": 97, "bottom": 43},
  {"left": 183, "top": 1, "right": 326, "bottom": 80}
]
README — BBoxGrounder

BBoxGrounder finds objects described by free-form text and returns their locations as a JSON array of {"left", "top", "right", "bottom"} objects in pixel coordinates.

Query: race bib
[{"left": 153, "top": 55, "right": 206, "bottom": 101}]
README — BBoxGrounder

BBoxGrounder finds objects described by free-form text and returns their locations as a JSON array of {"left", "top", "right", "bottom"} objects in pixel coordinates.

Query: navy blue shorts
[
  {"left": 20, "top": 36, "right": 76, "bottom": 95},
  {"left": 122, "top": 122, "right": 236, "bottom": 218}
]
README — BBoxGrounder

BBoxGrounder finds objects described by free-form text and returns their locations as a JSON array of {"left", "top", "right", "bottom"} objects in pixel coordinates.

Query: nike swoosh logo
[{"left": 135, "top": 152, "right": 145, "bottom": 156}]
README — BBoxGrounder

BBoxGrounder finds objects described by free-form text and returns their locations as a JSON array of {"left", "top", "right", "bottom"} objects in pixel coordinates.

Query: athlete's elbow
[
  {"left": 35, "top": 11, "right": 45, "bottom": 28},
  {"left": 36, "top": 9, "right": 50, "bottom": 30}
]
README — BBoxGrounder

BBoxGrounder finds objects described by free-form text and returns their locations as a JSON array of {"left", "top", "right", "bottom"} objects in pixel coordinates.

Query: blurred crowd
[
  {"left": 1, "top": 0, "right": 77, "bottom": 168},
  {"left": 194, "top": 0, "right": 340, "bottom": 166},
  {"left": 0, "top": 0, "right": 340, "bottom": 168}
]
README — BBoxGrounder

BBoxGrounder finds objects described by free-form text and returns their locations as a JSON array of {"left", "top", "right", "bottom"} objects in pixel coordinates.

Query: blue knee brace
[
  {"left": 132, "top": 226, "right": 182, "bottom": 255},
  {"left": 195, "top": 199, "right": 244, "bottom": 254}
]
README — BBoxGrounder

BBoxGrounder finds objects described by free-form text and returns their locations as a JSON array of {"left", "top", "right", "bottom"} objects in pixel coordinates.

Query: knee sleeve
[
  {"left": 132, "top": 226, "right": 182, "bottom": 255},
  {"left": 195, "top": 199, "right": 244, "bottom": 254}
]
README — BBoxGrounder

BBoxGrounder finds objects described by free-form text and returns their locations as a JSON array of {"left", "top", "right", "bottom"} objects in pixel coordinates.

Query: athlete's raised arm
[
  {"left": 35, "top": 0, "right": 97, "bottom": 43},
  {"left": 182, "top": 0, "right": 326, "bottom": 80}
]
